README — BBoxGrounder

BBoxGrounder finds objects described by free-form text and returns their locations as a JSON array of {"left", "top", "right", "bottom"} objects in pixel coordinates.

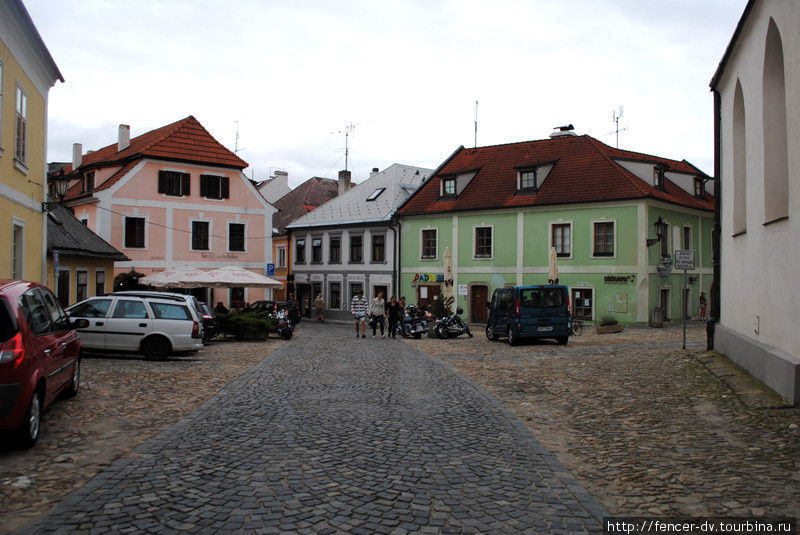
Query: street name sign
[{"left": 674, "top": 250, "right": 695, "bottom": 271}]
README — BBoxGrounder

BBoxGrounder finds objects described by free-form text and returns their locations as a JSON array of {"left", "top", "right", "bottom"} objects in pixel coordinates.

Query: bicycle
[{"left": 570, "top": 318, "right": 583, "bottom": 336}]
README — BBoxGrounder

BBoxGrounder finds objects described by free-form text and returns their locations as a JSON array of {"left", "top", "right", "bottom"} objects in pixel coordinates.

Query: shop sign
[
  {"left": 412, "top": 273, "right": 444, "bottom": 284},
  {"left": 604, "top": 274, "right": 635, "bottom": 284}
]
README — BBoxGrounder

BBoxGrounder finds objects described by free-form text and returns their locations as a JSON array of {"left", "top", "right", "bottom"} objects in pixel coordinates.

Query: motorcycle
[
  {"left": 399, "top": 305, "right": 428, "bottom": 339},
  {"left": 271, "top": 307, "right": 294, "bottom": 340},
  {"left": 434, "top": 306, "right": 473, "bottom": 339}
]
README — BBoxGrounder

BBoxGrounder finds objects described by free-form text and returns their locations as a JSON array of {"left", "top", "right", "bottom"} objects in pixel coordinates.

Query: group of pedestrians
[{"left": 350, "top": 290, "right": 406, "bottom": 339}]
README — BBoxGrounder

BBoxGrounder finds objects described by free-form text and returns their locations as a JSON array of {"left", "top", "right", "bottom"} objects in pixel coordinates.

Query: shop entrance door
[
  {"left": 416, "top": 284, "right": 441, "bottom": 311},
  {"left": 571, "top": 288, "right": 593, "bottom": 320},
  {"left": 470, "top": 285, "right": 488, "bottom": 323}
]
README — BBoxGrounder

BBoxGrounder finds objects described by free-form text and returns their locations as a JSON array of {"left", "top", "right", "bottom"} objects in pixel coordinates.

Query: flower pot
[{"left": 596, "top": 323, "right": 623, "bottom": 334}]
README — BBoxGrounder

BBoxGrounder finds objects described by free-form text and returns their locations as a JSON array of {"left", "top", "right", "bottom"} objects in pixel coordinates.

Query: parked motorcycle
[
  {"left": 434, "top": 306, "right": 473, "bottom": 339},
  {"left": 399, "top": 305, "right": 428, "bottom": 339},
  {"left": 270, "top": 308, "right": 294, "bottom": 340}
]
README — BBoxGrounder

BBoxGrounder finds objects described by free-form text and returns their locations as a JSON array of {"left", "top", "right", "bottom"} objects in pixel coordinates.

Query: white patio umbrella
[
  {"left": 548, "top": 247, "right": 559, "bottom": 284},
  {"left": 202, "top": 266, "right": 282, "bottom": 288},
  {"left": 139, "top": 267, "right": 209, "bottom": 288},
  {"left": 443, "top": 246, "right": 454, "bottom": 306}
]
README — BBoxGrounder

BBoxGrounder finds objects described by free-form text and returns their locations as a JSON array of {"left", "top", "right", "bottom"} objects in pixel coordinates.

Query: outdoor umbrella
[
  {"left": 548, "top": 247, "right": 559, "bottom": 284},
  {"left": 202, "top": 266, "right": 282, "bottom": 288},
  {"left": 444, "top": 246, "right": 454, "bottom": 306},
  {"left": 139, "top": 267, "right": 210, "bottom": 289}
]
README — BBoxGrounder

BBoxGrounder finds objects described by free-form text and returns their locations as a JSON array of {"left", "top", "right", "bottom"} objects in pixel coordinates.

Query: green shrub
[
  {"left": 599, "top": 315, "right": 619, "bottom": 326},
  {"left": 215, "top": 311, "right": 277, "bottom": 340}
]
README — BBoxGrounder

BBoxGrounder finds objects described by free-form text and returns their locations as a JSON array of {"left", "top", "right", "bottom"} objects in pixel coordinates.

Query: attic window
[
  {"left": 84, "top": 171, "right": 95, "bottom": 193},
  {"left": 653, "top": 165, "right": 666, "bottom": 191},
  {"left": 441, "top": 177, "right": 456, "bottom": 197},
  {"left": 366, "top": 188, "right": 385, "bottom": 201},
  {"left": 518, "top": 167, "right": 538, "bottom": 192},
  {"left": 693, "top": 177, "right": 704, "bottom": 198}
]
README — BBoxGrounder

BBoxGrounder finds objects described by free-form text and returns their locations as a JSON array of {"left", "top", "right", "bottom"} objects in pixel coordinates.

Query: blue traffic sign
[{"left": 266, "top": 263, "right": 275, "bottom": 276}]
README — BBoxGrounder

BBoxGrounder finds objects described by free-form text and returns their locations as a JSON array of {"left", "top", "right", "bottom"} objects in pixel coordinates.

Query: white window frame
[
  {"left": 328, "top": 234, "right": 342, "bottom": 264},
  {"left": 159, "top": 168, "right": 189, "bottom": 198},
  {"left": 276, "top": 245, "right": 286, "bottom": 268},
  {"left": 200, "top": 173, "right": 228, "bottom": 201},
  {"left": 518, "top": 168, "right": 538, "bottom": 191},
  {"left": 190, "top": 218, "right": 213, "bottom": 252},
  {"left": 370, "top": 232, "right": 387, "bottom": 264},
  {"left": 311, "top": 235, "right": 324, "bottom": 264},
  {"left": 227, "top": 221, "right": 247, "bottom": 253},
  {"left": 441, "top": 177, "right": 457, "bottom": 196},
  {"left": 14, "top": 83, "right": 28, "bottom": 171},
  {"left": 11, "top": 217, "right": 25, "bottom": 279},
  {"left": 123, "top": 214, "right": 149, "bottom": 250},
  {"left": 295, "top": 237, "right": 306, "bottom": 264},
  {"left": 420, "top": 227, "right": 438, "bottom": 260},
  {"left": 590, "top": 218, "right": 617, "bottom": 259},
  {"left": 548, "top": 220, "right": 573, "bottom": 259},
  {"left": 76, "top": 268, "right": 89, "bottom": 303},
  {"left": 472, "top": 225, "right": 494, "bottom": 260},
  {"left": 328, "top": 281, "right": 342, "bottom": 310}
]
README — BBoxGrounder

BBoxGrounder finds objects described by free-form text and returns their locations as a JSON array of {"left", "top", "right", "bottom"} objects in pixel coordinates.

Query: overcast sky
[{"left": 28, "top": 0, "right": 746, "bottom": 187}]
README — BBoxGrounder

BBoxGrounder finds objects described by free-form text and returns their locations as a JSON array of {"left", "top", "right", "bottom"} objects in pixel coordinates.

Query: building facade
[
  {"left": 60, "top": 117, "right": 276, "bottom": 306},
  {"left": 710, "top": 0, "right": 800, "bottom": 403},
  {"left": 397, "top": 134, "right": 714, "bottom": 325},
  {"left": 0, "top": 0, "right": 63, "bottom": 283},
  {"left": 287, "top": 164, "right": 431, "bottom": 320}
]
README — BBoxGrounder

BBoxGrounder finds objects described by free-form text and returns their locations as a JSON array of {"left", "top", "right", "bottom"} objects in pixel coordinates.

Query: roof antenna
[
  {"left": 609, "top": 106, "right": 627, "bottom": 148},
  {"left": 474, "top": 100, "right": 478, "bottom": 149},
  {"left": 234, "top": 120, "right": 240, "bottom": 153}
]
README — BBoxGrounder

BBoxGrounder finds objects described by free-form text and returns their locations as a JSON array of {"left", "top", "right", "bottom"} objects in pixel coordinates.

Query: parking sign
[{"left": 266, "top": 263, "right": 275, "bottom": 276}]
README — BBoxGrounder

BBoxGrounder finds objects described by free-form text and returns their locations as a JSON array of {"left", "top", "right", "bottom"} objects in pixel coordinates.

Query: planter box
[{"left": 596, "top": 323, "right": 624, "bottom": 334}]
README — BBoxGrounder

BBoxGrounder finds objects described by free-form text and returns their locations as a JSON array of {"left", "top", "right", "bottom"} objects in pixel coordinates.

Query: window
[
  {"left": 230, "top": 287, "right": 245, "bottom": 304},
  {"left": 474, "top": 227, "right": 492, "bottom": 259},
  {"left": 311, "top": 237, "right": 322, "bottom": 263},
  {"left": 276, "top": 246, "right": 286, "bottom": 268},
  {"left": 57, "top": 270, "right": 69, "bottom": 307},
  {"left": 12, "top": 222, "right": 23, "bottom": 279},
  {"left": 366, "top": 188, "right": 385, "bottom": 201},
  {"left": 151, "top": 303, "right": 191, "bottom": 320},
  {"left": 19, "top": 289, "right": 51, "bottom": 335},
  {"left": 76, "top": 270, "right": 88, "bottom": 302},
  {"left": 733, "top": 80, "right": 747, "bottom": 234},
  {"left": 41, "top": 288, "right": 69, "bottom": 332},
  {"left": 329, "top": 282, "right": 341, "bottom": 310},
  {"left": 15, "top": 84, "right": 27, "bottom": 164},
  {"left": 371, "top": 234, "right": 385, "bottom": 262},
  {"left": 95, "top": 270, "right": 105, "bottom": 296},
  {"left": 229, "top": 223, "right": 245, "bottom": 252},
  {"left": 69, "top": 298, "right": 111, "bottom": 318},
  {"left": 762, "top": 19, "right": 789, "bottom": 223},
  {"left": 112, "top": 300, "right": 149, "bottom": 319},
  {"left": 295, "top": 238, "right": 305, "bottom": 263},
  {"left": 350, "top": 235, "right": 363, "bottom": 263},
  {"left": 81, "top": 219, "right": 88, "bottom": 226},
  {"left": 682, "top": 226, "right": 692, "bottom": 250},
  {"left": 84, "top": 171, "right": 95, "bottom": 193},
  {"left": 442, "top": 178, "right": 456, "bottom": 196},
  {"left": 519, "top": 168, "right": 538, "bottom": 191},
  {"left": 653, "top": 165, "right": 665, "bottom": 190},
  {"left": 200, "top": 174, "right": 230, "bottom": 199},
  {"left": 593, "top": 222, "right": 614, "bottom": 257},
  {"left": 421, "top": 229, "right": 437, "bottom": 259},
  {"left": 693, "top": 178, "right": 704, "bottom": 198},
  {"left": 124, "top": 216, "right": 145, "bottom": 248},
  {"left": 329, "top": 236, "right": 341, "bottom": 263},
  {"left": 191, "top": 221, "right": 210, "bottom": 251},
  {"left": 158, "top": 170, "right": 190, "bottom": 197},
  {"left": 552, "top": 223, "right": 571, "bottom": 257},
  {"left": 521, "top": 287, "right": 565, "bottom": 308}
]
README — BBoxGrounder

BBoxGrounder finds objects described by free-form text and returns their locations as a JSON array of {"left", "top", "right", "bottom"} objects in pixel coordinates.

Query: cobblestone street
[
  {"left": 407, "top": 323, "right": 800, "bottom": 519},
  {"left": 16, "top": 323, "right": 605, "bottom": 535}
]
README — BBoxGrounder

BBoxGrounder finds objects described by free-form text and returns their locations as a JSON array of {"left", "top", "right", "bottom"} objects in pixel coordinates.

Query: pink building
[{"left": 57, "top": 116, "right": 276, "bottom": 305}]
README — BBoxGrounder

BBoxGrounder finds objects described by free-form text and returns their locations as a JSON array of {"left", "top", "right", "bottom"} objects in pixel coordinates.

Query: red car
[{"left": 0, "top": 280, "right": 87, "bottom": 447}]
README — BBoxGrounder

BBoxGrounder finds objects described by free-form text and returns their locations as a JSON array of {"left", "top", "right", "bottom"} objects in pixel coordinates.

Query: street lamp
[
  {"left": 646, "top": 216, "right": 668, "bottom": 248},
  {"left": 42, "top": 170, "right": 70, "bottom": 212}
]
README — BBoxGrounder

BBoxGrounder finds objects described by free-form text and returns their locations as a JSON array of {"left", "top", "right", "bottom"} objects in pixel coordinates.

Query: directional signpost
[{"left": 674, "top": 250, "right": 695, "bottom": 349}]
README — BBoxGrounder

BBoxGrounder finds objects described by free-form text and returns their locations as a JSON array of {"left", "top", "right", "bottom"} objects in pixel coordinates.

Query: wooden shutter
[
  {"left": 221, "top": 177, "right": 230, "bottom": 199},
  {"left": 158, "top": 171, "right": 167, "bottom": 194},
  {"left": 200, "top": 175, "right": 208, "bottom": 197},
  {"left": 181, "top": 173, "right": 190, "bottom": 196}
]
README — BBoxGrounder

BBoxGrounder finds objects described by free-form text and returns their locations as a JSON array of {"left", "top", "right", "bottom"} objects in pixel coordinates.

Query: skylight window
[{"left": 366, "top": 188, "right": 385, "bottom": 201}]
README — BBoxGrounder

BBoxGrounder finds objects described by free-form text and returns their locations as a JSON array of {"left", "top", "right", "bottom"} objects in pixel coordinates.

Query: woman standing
[
  {"left": 313, "top": 293, "right": 325, "bottom": 322},
  {"left": 386, "top": 296, "right": 403, "bottom": 339},
  {"left": 369, "top": 291, "right": 386, "bottom": 338}
]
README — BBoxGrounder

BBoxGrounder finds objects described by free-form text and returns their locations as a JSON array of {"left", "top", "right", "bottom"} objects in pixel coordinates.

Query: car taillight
[
  {"left": 567, "top": 295, "right": 571, "bottom": 315},
  {"left": 202, "top": 314, "right": 213, "bottom": 321},
  {"left": 0, "top": 332, "right": 24, "bottom": 366},
  {"left": 514, "top": 297, "right": 520, "bottom": 316},
  {"left": 191, "top": 321, "right": 200, "bottom": 337}
]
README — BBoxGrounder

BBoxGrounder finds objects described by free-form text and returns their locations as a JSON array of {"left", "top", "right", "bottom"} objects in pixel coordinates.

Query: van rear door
[{"left": 518, "top": 286, "right": 569, "bottom": 335}]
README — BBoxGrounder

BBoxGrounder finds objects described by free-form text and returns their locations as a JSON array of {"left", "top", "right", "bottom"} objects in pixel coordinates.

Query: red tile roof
[
  {"left": 59, "top": 116, "right": 247, "bottom": 199},
  {"left": 398, "top": 135, "right": 713, "bottom": 216}
]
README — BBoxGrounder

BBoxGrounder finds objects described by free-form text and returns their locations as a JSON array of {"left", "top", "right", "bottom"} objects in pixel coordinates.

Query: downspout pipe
[
  {"left": 709, "top": 89, "right": 722, "bottom": 349},
  {"left": 390, "top": 215, "right": 398, "bottom": 299}
]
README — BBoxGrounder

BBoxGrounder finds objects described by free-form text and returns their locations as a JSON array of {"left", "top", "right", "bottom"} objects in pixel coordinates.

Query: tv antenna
[
  {"left": 332, "top": 122, "right": 357, "bottom": 171},
  {"left": 474, "top": 100, "right": 478, "bottom": 149},
  {"left": 608, "top": 106, "right": 627, "bottom": 148}
]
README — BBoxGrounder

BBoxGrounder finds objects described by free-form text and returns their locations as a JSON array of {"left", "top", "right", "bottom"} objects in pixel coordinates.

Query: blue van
[{"left": 485, "top": 285, "right": 571, "bottom": 345}]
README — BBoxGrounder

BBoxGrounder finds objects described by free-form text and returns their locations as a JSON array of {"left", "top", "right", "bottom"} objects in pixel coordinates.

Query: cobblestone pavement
[
  {"left": 1, "top": 339, "right": 285, "bottom": 535},
  {"left": 407, "top": 323, "right": 800, "bottom": 519},
  {"left": 18, "top": 323, "right": 606, "bottom": 535}
]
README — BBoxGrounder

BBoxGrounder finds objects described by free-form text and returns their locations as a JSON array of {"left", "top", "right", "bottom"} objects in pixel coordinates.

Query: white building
[
  {"left": 287, "top": 164, "right": 431, "bottom": 320},
  {"left": 711, "top": 0, "right": 800, "bottom": 404},
  {"left": 257, "top": 170, "right": 291, "bottom": 205}
]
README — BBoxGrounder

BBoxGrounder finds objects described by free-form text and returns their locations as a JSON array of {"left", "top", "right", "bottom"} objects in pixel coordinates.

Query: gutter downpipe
[
  {"left": 709, "top": 89, "right": 722, "bottom": 350},
  {"left": 390, "top": 215, "right": 398, "bottom": 299}
]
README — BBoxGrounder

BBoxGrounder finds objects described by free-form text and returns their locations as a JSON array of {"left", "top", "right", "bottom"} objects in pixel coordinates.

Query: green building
[{"left": 396, "top": 132, "right": 714, "bottom": 325}]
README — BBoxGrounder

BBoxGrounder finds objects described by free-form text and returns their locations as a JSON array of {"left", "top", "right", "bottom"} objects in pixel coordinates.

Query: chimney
[
  {"left": 370, "top": 167, "right": 379, "bottom": 178},
  {"left": 118, "top": 124, "right": 131, "bottom": 152},
  {"left": 72, "top": 143, "right": 82, "bottom": 169},
  {"left": 338, "top": 170, "right": 352, "bottom": 195},
  {"left": 549, "top": 124, "right": 577, "bottom": 138},
  {"left": 273, "top": 169, "right": 288, "bottom": 188}
]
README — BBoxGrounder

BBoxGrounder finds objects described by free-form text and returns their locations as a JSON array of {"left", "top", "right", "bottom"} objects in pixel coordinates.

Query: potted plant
[{"left": 596, "top": 315, "right": 624, "bottom": 334}]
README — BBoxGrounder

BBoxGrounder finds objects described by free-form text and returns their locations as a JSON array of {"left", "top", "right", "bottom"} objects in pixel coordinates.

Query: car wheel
[
  {"left": 557, "top": 336, "right": 568, "bottom": 345},
  {"left": 281, "top": 329, "right": 293, "bottom": 340},
  {"left": 412, "top": 332, "right": 421, "bottom": 339},
  {"left": 435, "top": 325, "right": 446, "bottom": 339},
  {"left": 486, "top": 324, "right": 497, "bottom": 341},
  {"left": 507, "top": 325, "right": 519, "bottom": 346},
  {"left": 143, "top": 336, "right": 171, "bottom": 361},
  {"left": 17, "top": 389, "right": 42, "bottom": 448},
  {"left": 64, "top": 359, "right": 81, "bottom": 398}
]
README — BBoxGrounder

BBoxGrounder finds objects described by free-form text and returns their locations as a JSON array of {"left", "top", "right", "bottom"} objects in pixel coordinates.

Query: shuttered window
[
  {"left": 158, "top": 170, "right": 190, "bottom": 197},
  {"left": 229, "top": 223, "right": 245, "bottom": 252},
  {"left": 124, "top": 217, "right": 146, "bottom": 248},
  {"left": 191, "top": 221, "right": 210, "bottom": 250},
  {"left": 200, "top": 174, "right": 230, "bottom": 199}
]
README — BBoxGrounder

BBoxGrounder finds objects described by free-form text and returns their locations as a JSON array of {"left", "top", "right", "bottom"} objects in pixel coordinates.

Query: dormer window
[
  {"left": 84, "top": 171, "right": 95, "bottom": 193},
  {"left": 366, "top": 187, "right": 385, "bottom": 201},
  {"left": 441, "top": 177, "right": 456, "bottom": 197},
  {"left": 518, "top": 167, "right": 538, "bottom": 192},
  {"left": 693, "top": 177, "right": 704, "bottom": 198},
  {"left": 653, "top": 164, "right": 666, "bottom": 191}
]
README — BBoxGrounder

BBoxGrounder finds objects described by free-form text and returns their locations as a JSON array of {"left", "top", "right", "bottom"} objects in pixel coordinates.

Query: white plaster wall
[{"left": 717, "top": 0, "right": 800, "bottom": 357}]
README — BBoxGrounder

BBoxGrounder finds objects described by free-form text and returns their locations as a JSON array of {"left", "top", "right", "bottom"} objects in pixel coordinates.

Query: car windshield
[{"left": 520, "top": 288, "right": 565, "bottom": 308}]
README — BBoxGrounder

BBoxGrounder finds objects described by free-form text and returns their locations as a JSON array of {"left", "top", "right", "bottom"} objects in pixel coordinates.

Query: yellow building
[{"left": 0, "top": 0, "right": 63, "bottom": 283}]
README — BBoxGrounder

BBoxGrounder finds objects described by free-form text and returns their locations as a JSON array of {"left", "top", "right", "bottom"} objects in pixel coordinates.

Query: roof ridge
[
  {"left": 593, "top": 136, "right": 692, "bottom": 168},
  {"left": 585, "top": 136, "right": 651, "bottom": 197},
  {"left": 138, "top": 116, "right": 196, "bottom": 154},
  {"left": 463, "top": 134, "right": 583, "bottom": 152}
]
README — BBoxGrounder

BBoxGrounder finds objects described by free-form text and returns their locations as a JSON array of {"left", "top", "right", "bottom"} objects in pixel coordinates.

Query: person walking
[
  {"left": 351, "top": 290, "right": 369, "bottom": 338},
  {"left": 386, "top": 295, "right": 402, "bottom": 339},
  {"left": 699, "top": 291, "right": 707, "bottom": 320},
  {"left": 313, "top": 293, "right": 325, "bottom": 322},
  {"left": 369, "top": 291, "right": 386, "bottom": 338}
]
